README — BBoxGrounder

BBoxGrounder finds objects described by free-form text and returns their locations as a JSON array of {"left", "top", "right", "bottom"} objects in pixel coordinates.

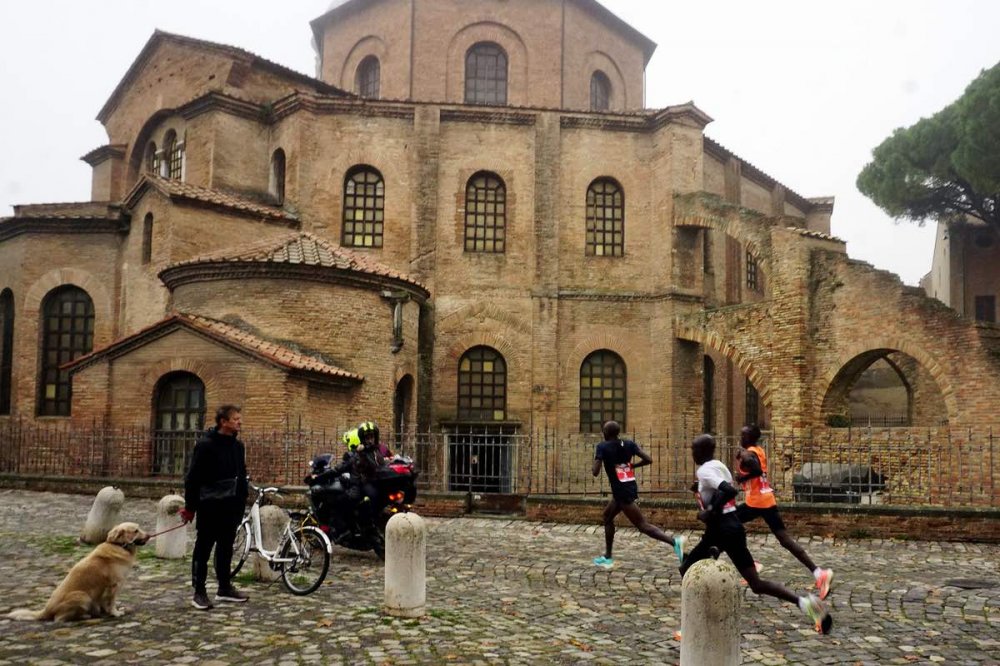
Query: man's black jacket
[{"left": 184, "top": 426, "right": 249, "bottom": 514}]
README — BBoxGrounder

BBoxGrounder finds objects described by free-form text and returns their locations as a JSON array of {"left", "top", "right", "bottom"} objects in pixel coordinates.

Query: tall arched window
[
  {"left": 152, "top": 372, "right": 206, "bottom": 475},
  {"left": 141, "top": 213, "right": 154, "bottom": 265},
  {"left": 590, "top": 70, "right": 611, "bottom": 111},
  {"left": 465, "top": 42, "right": 507, "bottom": 105},
  {"left": 342, "top": 165, "right": 385, "bottom": 248},
  {"left": 464, "top": 172, "right": 506, "bottom": 253},
  {"left": 585, "top": 178, "right": 624, "bottom": 256},
  {"left": 0, "top": 289, "right": 13, "bottom": 415},
  {"left": 703, "top": 355, "right": 715, "bottom": 434},
  {"left": 38, "top": 286, "right": 94, "bottom": 416},
  {"left": 163, "top": 130, "right": 183, "bottom": 180},
  {"left": 269, "top": 149, "right": 286, "bottom": 205},
  {"left": 457, "top": 346, "right": 507, "bottom": 421},
  {"left": 144, "top": 142, "right": 159, "bottom": 174},
  {"left": 579, "top": 350, "right": 626, "bottom": 433},
  {"left": 356, "top": 55, "right": 381, "bottom": 99}
]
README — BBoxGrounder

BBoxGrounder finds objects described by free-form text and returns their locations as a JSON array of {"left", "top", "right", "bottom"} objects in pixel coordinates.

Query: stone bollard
[
  {"left": 155, "top": 494, "right": 187, "bottom": 559},
  {"left": 251, "top": 505, "right": 288, "bottom": 582},
  {"left": 80, "top": 486, "right": 125, "bottom": 544},
  {"left": 680, "top": 556, "right": 742, "bottom": 666},
  {"left": 384, "top": 512, "right": 426, "bottom": 618}
]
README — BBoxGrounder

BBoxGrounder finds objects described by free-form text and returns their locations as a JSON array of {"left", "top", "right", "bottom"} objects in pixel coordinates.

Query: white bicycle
[{"left": 230, "top": 481, "right": 332, "bottom": 595}]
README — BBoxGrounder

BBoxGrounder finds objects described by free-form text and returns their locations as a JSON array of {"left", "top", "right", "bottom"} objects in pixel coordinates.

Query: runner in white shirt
[{"left": 680, "top": 434, "right": 833, "bottom": 634}]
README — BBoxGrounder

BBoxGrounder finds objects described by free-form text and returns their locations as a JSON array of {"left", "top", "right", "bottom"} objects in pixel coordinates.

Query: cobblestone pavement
[{"left": 1, "top": 490, "right": 999, "bottom": 665}]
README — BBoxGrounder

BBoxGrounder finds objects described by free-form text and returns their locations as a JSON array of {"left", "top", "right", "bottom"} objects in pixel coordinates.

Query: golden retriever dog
[{"left": 7, "top": 522, "right": 148, "bottom": 621}]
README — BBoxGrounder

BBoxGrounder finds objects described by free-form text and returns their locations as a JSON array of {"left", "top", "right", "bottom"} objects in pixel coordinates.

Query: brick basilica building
[{"left": 2, "top": 0, "right": 1000, "bottom": 482}]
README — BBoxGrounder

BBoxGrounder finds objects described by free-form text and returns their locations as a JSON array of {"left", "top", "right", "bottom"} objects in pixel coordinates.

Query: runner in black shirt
[{"left": 591, "top": 421, "right": 685, "bottom": 568}]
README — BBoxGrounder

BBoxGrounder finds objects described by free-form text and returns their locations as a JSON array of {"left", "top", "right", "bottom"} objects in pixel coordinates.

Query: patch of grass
[
  {"left": 232, "top": 571, "right": 255, "bottom": 585},
  {"left": 428, "top": 608, "right": 462, "bottom": 622},
  {"left": 38, "top": 536, "right": 87, "bottom": 556},
  {"left": 847, "top": 528, "right": 872, "bottom": 539}
]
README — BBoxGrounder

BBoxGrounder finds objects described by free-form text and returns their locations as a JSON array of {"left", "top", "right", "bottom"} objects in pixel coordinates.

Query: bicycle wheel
[
  {"left": 279, "top": 526, "right": 330, "bottom": 596},
  {"left": 230, "top": 522, "right": 252, "bottom": 578}
]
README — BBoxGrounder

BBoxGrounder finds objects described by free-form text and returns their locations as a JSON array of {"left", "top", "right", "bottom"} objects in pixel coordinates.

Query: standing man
[
  {"left": 735, "top": 424, "right": 834, "bottom": 599},
  {"left": 591, "top": 420, "right": 685, "bottom": 569},
  {"left": 180, "top": 404, "right": 250, "bottom": 610},
  {"left": 682, "top": 433, "right": 832, "bottom": 634}
]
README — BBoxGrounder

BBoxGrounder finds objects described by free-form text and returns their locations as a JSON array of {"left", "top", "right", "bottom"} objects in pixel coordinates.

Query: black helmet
[
  {"left": 357, "top": 421, "right": 380, "bottom": 447},
  {"left": 310, "top": 453, "right": 334, "bottom": 474}
]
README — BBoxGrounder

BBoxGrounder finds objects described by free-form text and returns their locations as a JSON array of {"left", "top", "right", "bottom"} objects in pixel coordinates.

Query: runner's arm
[
  {"left": 735, "top": 451, "right": 762, "bottom": 484},
  {"left": 632, "top": 443, "right": 653, "bottom": 469},
  {"left": 592, "top": 446, "right": 603, "bottom": 477}
]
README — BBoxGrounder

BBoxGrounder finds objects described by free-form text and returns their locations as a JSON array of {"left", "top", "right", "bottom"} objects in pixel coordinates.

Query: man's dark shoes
[
  {"left": 216, "top": 586, "right": 249, "bottom": 603},
  {"left": 191, "top": 590, "right": 213, "bottom": 610}
]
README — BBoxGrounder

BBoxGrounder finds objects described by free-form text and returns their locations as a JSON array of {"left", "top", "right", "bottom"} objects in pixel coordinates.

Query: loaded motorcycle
[{"left": 303, "top": 452, "right": 418, "bottom": 559}]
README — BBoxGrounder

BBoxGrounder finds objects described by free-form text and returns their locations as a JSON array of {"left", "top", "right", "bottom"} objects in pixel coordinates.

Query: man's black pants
[{"left": 192, "top": 502, "right": 242, "bottom": 592}]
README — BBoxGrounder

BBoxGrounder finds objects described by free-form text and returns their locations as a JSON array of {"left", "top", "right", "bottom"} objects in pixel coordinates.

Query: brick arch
[
  {"left": 438, "top": 300, "right": 532, "bottom": 337},
  {"left": 446, "top": 22, "right": 529, "bottom": 105},
  {"left": 673, "top": 209, "right": 760, "bottom": 247},
  {"left": 139, "top": 357, "right": 227, "bottom": 417},
  {"left": 125, "top": 110, "right": 186, "bottom": 185},
  {"left": 24, "top": 268, "right": 114, "bottom": 343},
  {"left": 564, "top": 331, "right": 645, "bottom": 387},
  {"left": 675, "top": 325, "right": 773, "bottom": 406},
  {"left": 446, "top": 332, "right": 524, "bottom": 376},
  {"left": 817, "top": 340, "right": 957, "bottom": 423},
  {"left": 340, "top": 35, "right": 388, "bottom": 93},
  {"left": 583, "top": 50, "right": 627, "bottom": 109}
]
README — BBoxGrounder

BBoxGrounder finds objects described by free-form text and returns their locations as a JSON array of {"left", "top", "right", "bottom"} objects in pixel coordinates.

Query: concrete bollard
[
  {"left": 251, "top": 505, "right": 287, "bottom": 582},
  {"left": 155, "top": 494, "right": 187, "bottom": 559},
  {"left": 80, "top": 486, "right": 125, "bottom": 544},
  {"left": 680, "top": 557, "right": 742, "bottom": 666},
  {"left": 384, "top": 512, "right": 426, "bottom": 617}
]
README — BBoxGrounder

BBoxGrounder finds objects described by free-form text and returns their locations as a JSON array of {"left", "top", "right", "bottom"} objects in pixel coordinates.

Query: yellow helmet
[{"left": 342, "top": 427, "right": 361, "bottom": 452}]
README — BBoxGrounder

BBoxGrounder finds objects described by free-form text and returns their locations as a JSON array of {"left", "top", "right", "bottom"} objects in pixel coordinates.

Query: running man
[
  {"left": 735, "top": 424, "right": 834, "bottom": 599},
  {"left": 591, "top": 421, "right": 685, "bottom": 569},
  {"left": 681, "top": 433, "right": 832, "bottom": 634}
]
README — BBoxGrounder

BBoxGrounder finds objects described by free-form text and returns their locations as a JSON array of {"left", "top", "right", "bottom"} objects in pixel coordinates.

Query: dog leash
[{"left": 145, "top": 522, "right": 188, "bottom": 540}]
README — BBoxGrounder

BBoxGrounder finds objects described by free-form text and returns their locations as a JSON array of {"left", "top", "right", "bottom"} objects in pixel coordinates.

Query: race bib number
[
  {"left": 615, "top": 463, "right": 635, "bottom": 482},
  {"left": 759, "top": 473, "right": 774, "bottom": 495}
]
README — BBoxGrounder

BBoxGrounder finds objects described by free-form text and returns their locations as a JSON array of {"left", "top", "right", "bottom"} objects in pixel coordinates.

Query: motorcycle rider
[{"left": 315, "top": 421, "right": 390, "bottom": 534}]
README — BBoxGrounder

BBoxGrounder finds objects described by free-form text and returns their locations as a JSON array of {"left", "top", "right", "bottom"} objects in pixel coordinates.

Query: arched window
[
  {"left": 152, "top": 372, "right": 206, "bottom": 475},
  {"left": 342, "top": 165, "right": 385, "bottom": 248},
  {"left": 0, "top": 289, "right": 13, "bottom": 415},
  {"left": 746, "top": 248, "right": 760, "bottom": 293},
  {"left": 269, "top": 149, "right": 286, "bottom": 205},
  {"left": 465, "top": 42, "right": 507, "bottom": 105},
  {"left": 37, "top": 286, "right": 94, "bottom": 416},
  {"left": 590, "top": 70, "right": 611, "bottom": 111},
  {"left": 356, "top": 55, "right": 381, "bottom": 99},
  {"left": 141, "top": 213, "right": 154, "bottom": 265},
  {"left": 163, "top": 130, "right": 183, "bottom": 180},
  {"left": 585, "top": 178, "right": 624, "bottom": 256},
  {"left": 579, "top": 350, "right": 626, "bottom": 433},
  {"left": 144, "top": 142, "right": 159, "bottom": 175},
  {"left": 464, "top": 172, "right": 506, "bottom": 253},
  {"left": 745, "top": 378, "right": 760, "bottom": 426},
  {"left": 457, "top": 346, "right": 507, "bottom": 421}
]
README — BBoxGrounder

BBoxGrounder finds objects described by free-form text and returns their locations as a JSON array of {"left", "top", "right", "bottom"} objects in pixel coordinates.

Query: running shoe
[
  {"left": 592, "top": 555, "right": 614, "bottom": 569},
  {"left": 673, "top": 535, "right": 686, "bottom": 564},
  {"left": 803, "top": 594, "right": 833, "bottom": 635},
  {"left": 816, "top": 568, "right": 834, "bottom": 600}
]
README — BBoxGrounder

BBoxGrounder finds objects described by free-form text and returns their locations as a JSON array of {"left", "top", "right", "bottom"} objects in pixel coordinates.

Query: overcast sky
[{"left": 1, "top": 1, "right": 998, "bottom": 286}]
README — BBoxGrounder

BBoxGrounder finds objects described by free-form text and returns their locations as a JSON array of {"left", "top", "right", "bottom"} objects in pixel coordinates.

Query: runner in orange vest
[{"left": 736, "top": 424, "right": 834, "bottom": 599}]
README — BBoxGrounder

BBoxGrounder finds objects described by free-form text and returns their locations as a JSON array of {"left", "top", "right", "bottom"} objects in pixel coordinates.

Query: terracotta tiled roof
[
  {"left": 65, "top": 312, "right": 363, "bottom": 383},
  {"left": 124, "top": 175, "right": 296, "bottom": 223},
  {"left": 786, "top": 226, "right": 845, "bottom": 243},
  {"left": 166, "top": 231, "right": 428, "bottom": 292}
]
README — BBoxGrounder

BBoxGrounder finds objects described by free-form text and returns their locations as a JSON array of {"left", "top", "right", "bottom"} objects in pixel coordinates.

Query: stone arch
[
  {"left": 583, "top": 50, "right": 627, "bottom": 110},
  {"left": 446, "top": 331, "right": 525, "bottom": 375},
  {"left": 446, "top": 22, "right": 528, "bottom": 105},
  {"left": 675, "top": 325, "right": 773, "bottom": 407},
  {"left": 818, "top": 342, "right": 955, "bottom": 426},
  {"left": 340, "top": 35, "right": 388, "bottom": 93},
  {"left": 139, "top": 357, "right": 227, "bottom": 419},
  {"left": 564, "top": 331, "right": 644, "bottom": 388}
]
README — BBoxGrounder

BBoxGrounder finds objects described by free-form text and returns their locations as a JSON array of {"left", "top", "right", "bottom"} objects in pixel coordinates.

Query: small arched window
[
  {"left": 342, "top": 165, "right": 385, "bottom": 248},
  {"left": 356, "top": 56, "right": 381, "bottom": 99},
  {"left": 152, "top": 372, "right": 206, "bottom": 475},
  {"left": 457, "top": 346, "right": 507, "bottom": 421},
  {"left": 163, "top": 130, "right": 183, "bottom": 180},
  {"left": 585, "top": 178, "right": 624, "bottom": 257},
  {"left": 746, "top": 248, "right": 761, "bottom": 293},
  {"left": 269, "top": 149, "right": 286, "bottom": 205},
  {"left": 590, "top": 70, "right": 611, "bottom": 111},
  {"left": 465, "top": 42, "right": 508, "bottom": 105},
  {"left": 0, "top": 289, "right": 13, "bottom": 415},
  {"left": 141, "top": 213, "right": 154, "bottom": 265},
  {"left": 144, "top": 142, "right": 159, "bottom": 175},
  {"left": 464, "top": 172, "right": 506, "bottom": 253},
  {"left": 38, "top": 286, "right": 94, "bottom": 416},
  {"left": 580, "top": 350, "right": 627, "bottom": 433}
]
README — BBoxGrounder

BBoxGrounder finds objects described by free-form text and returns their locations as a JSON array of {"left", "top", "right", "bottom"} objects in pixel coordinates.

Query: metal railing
[{"left": 1, "top": 418, "right": 998, "bottom": 508}]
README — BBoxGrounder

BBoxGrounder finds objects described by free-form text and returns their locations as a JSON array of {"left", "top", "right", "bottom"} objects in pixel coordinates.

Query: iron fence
[{"left": 0, "top": 418, "right": 998, "bottom": 508}]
